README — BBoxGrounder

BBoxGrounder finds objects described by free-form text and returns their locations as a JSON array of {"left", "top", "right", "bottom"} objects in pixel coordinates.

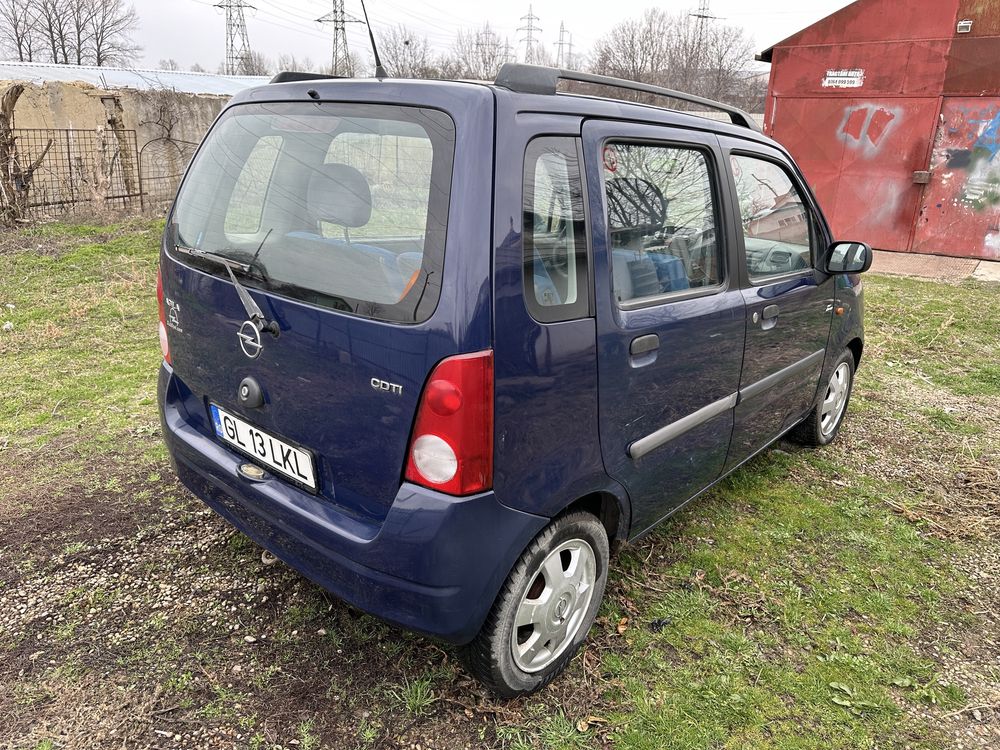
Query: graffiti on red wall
[
  {"left": 915, "top": 100, "right": 1000, "bottom": 259},
  {"left": 942, "top": 109, "right": 1000, "bottom": 210},
  {"left": 839, "top": 104, "right": 899, "bottom": 153}
]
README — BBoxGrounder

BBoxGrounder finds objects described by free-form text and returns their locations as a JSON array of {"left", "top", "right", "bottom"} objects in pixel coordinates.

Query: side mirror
[{"left": 826, "top": 241, "right": 873, "bottom": 274}]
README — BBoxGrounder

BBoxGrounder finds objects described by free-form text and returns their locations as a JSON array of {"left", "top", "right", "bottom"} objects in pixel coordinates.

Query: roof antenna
[{"left": 358, "top": 0, "right": 388, "bottom": 79}]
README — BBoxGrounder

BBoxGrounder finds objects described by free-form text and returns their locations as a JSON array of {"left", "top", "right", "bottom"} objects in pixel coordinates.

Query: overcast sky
[{"left": 130, "top": 0, "right": 854, "bottom": 72}]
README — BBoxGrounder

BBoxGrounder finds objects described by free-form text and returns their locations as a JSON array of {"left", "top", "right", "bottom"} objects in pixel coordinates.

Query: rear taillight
[
  {"left": 404, "top": 350, "right": 494, "bottom": 496},
  {"left": 156, "top": 266, "right": 171, "bottom": 364}
]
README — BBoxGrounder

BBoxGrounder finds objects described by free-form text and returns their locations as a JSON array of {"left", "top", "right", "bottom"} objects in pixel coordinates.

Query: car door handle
[
  {"left": 762, "top": 304, "right": 780, "bottom": 320},
  {"left": 630, "top": 334, "right": 659, "bottom": 356}
]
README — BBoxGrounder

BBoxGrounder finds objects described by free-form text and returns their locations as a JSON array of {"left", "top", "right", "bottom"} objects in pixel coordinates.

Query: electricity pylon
[
  {"left": 518, "top": 5, "right": 541, "bottom": 64},
  {"left": 317, "top": 0, "right": 363, "bottom": 76},
  {"left": 215, "top": 0, "right": 254, "bottom": 76}
]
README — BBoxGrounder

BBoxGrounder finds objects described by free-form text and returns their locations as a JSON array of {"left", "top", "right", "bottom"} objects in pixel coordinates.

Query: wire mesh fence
[
  {"left": 139, "top": 138, "right": 199, "bottom": 208},
  {"left": 13, "top": 128, "right": 143, "bottom": 217}
]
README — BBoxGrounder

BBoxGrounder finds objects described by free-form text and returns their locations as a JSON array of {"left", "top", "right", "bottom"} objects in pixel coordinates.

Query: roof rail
[
  {"left": 270, "top": 71, "right": 344, "bottom": 84},
  {"left": 494, "top": 63, "right": 761, "bottom": 132}
]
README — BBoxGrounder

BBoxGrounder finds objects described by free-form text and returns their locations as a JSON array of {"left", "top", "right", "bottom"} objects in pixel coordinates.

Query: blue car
[{"left": 157, "top": 63, "right": 872, "bottom": 696}]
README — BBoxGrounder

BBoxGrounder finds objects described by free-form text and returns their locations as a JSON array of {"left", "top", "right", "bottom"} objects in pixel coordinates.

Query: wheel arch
[
  {"left": 846, "top": 337, "right": 863, "bottom": 370},
  {"left": 560, "top": 489, "right": 631, "bottom": 552}
]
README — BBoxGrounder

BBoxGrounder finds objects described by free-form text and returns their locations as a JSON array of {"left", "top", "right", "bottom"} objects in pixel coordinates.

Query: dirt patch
[
  {"left": 0, "top": 457, "right": 616, "bottom": 748},
  {"left": 836, "top": 374, "right": 1000, "bottom": 540},
  {"left": 0, "top": 447, "right": 172, "bottom": 587}
]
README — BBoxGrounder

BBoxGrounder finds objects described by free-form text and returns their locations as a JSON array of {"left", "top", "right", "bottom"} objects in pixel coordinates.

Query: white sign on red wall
[{"left": 822, "top": 69, "right": 865, "bottom": 88}]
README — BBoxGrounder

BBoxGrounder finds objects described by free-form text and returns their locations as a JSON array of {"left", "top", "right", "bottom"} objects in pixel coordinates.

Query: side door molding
[
  {"left": 738, "top": 348, "right": 825, "bottom": 403},
  {"left": 629, "top": 392, "right": 738, "bottom": 460}
]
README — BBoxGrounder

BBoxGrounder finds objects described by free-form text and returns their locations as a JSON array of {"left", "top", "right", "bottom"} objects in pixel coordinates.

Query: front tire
[
  {"left": 463, "top": 511, "right": 609, "bottom": 697},
  {"left": 791, "top": 349, "right": 856, "bottom": 446}
]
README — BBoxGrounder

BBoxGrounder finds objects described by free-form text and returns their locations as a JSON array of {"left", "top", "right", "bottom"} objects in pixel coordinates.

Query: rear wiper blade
[
  {"left": 174, "top": 244, "right": 251, "bottom": 273},
  {"left": 174, "top": 244, "right": 279, "bottom": 336}
]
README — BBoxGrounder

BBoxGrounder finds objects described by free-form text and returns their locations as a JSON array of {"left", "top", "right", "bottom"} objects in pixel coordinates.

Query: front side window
[
  {"left": 731, "top": 155, "right": 815, "bottom": 281},
  {"left": 522, "top": 137, "right": 589, "bottom": 322},
  {"left": 602, "top": 142, "right": 722, "bottom": 305},
  {"left": 172, "top": 102, "right": 455, "bottom": 324}
]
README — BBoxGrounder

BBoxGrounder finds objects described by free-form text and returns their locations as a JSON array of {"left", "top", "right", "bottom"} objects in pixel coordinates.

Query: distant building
[{"left": 759, "top": 0, "right": 1000, "bottom": 260}]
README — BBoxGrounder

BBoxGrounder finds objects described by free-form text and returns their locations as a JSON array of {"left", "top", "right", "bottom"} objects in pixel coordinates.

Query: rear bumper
[{"left": 158, "top": 363, "right": 547, "bottom": 644}]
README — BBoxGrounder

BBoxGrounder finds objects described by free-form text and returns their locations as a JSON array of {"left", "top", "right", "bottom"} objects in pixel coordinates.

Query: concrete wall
[
  {"left": 0, "top": 80, "right": 229, "bottom": 214},
  {"left": 6, "top": 80, "right": 226, "bottom": 146}
]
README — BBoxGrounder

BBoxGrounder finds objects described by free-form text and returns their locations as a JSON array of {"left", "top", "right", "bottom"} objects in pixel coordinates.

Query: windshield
[{"left": 171, "top": 101, "right": 456, "bottom": 323}]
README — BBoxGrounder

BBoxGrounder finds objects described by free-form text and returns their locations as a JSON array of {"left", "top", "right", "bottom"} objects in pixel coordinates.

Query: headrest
[
  {"left": 307, "top": 163, "right": 372, "bottom": 228},
  {"left": 606, "top": 177, "right": 667, "bottom": 237}
]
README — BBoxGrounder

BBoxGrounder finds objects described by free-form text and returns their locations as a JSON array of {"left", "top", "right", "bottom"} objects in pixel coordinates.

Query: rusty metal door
[
  {"left": 770, "top": 96, "right": 940, "bottom": 250},
  {"left": 912, "top": 98, "right": 1000, "bottom": 260}
]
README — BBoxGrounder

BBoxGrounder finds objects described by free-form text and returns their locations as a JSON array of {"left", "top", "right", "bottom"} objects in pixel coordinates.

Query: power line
[
  {"left": 691, "top": 0, "right": 717, "bottom": 39},
  {"left": 517, "top": 5, "right": 541, "bottom": 64},
  {"left": 215, "top": 0, "right": 254, "bottom": 75},
  {"left": 554, "top": 21, "right": 572, "bottom": 68},
  {"left": 690, "top": 0, "right": 716, "bottom": 72},
  {"left": 316, "top": 0, "right": 364, "bottom": 76}
]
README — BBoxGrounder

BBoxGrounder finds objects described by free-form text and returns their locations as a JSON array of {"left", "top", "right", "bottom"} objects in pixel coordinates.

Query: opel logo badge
[{"left": 238, "top": 320, "right": 263, "bottom": 359}]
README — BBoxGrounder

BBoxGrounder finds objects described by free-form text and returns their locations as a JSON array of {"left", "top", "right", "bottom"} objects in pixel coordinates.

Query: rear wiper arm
[{"left": 174, "top": 245, "right": 279, "bottom": 336}]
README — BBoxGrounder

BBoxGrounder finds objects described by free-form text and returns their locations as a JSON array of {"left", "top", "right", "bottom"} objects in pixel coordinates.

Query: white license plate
[{"left": 209, "top": 404, "right": 317, "bottom": 490}]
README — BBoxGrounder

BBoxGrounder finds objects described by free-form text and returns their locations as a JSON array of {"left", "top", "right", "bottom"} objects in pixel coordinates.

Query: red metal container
[{"left": 761, "top": 0, "right": 1000, "bottom": 259}]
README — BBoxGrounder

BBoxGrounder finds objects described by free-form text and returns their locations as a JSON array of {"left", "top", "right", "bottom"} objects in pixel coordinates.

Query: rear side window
[
  {"left": 730, "top": 154, "right": 815, "bottom": 281},
  {"left": 172, "top": 102, "right": 456, "bottom": 324},
  {"left": 602, "top": 142, "right": 722, "bottom": 305},
  {"left": 523, "top": 137, "right": 590, "bottom": 323}
]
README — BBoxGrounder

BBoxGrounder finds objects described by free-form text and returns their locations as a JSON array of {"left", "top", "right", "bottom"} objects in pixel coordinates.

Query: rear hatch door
[{"left": 162, "top": 85, "right": 495, "bottom": 523}]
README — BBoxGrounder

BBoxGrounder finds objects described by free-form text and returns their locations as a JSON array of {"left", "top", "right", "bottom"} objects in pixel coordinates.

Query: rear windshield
[{"left": 170, "top": 102, "right": 456, "bottom": 323}]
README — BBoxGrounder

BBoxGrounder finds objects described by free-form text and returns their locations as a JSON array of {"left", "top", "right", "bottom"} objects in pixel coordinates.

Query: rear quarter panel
[{"left": 490, "top": 101, "right": 629, "bottom": 531}]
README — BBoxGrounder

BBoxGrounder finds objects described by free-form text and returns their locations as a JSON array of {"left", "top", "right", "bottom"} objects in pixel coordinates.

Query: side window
[
  {"left": 602, "top": 142, "right": 722, "bottom": 305},
  {"left": 224, "top": 135, "right": 282, "bottom": 236},
  {"left": 523, "top": 137, "right": 590, "bottom": 322},
  {"left": 730, "top": 155, "right": 815, "bottom": 281}
]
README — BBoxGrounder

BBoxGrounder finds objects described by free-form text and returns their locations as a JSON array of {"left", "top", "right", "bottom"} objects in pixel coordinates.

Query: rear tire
[
  {"left": 791, "top": 349, "right": 855, "bottom": 447},
  {"left": 463, "top": 511, "right": 609, "bottom": 697}
]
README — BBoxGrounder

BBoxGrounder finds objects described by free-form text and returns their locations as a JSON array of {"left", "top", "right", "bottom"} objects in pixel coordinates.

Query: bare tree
[
  {"left": 275, "top": 53, "right": 316, "bottom": 73},
  {"left": 0, "top": 0, "right": 40, "bottom": 61},
  {"left": 21, "top": 0, "right": 139, "bottom": 66},
  {"left": 240, "top": 49, "right": 272, "bottom": 76},
  {"left": 68, "top": 0, "right": 97, "bottom": 65},
  {"left": 88, "top": 0, "right": 140, "bottom": 66},
  {"left": 377, "top": 24, "right": 436, "bottom": 78},
  {"left": 190, "top": 62, "right": 207, "bottom": 72},
  {"left": 158, "top": 58, "right": 180, "bottom": 71},
  {"left": 0, "top": 84, "right": 53, "bottom": 223},
  {"left": 591, "top": 8, "right": 762, "bottom": 111},
  {"left": 449, "top": 23, "right": 507, "bottom": 80},
  {"left": 34, "top": 0, "right": 72, "bottom": 64},
  {"left": 317, "top": 50, "right": 368, "bottom": 78},
  {"left": 591, "top": 9, "right": 672, "bottom": 90},
  {"left": 700, "top": 21, "right": 763, "bottom": 110}
]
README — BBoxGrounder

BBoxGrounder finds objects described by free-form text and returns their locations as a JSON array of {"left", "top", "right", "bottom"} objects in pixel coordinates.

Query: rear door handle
[{"left": 762, "top": 304, "right": 780, "bottom": 320}]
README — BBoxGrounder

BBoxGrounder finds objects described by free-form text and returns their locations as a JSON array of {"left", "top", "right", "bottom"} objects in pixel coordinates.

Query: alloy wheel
[
  {"left": 511, "top": 538, "right": 597, "bottom": 673},
  {"left": 820, "top": 361, "right": 852, "bottom": 436}
]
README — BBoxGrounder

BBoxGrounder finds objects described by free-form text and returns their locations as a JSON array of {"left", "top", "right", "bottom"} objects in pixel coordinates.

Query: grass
[
  {"left": 1, "top": 220, "right": 997, "bottom": 749},
  {"left": 387, "top": 675, "right": 438, "bottom": 716},
  {"left": 596, "top": 454, "right": 960, "bottom": 749}
]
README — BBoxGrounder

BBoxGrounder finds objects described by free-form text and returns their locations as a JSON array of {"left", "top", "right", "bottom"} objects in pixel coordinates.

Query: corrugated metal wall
[{"left": 764, "top": 0, "right": 1000, "bottom": 259}]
